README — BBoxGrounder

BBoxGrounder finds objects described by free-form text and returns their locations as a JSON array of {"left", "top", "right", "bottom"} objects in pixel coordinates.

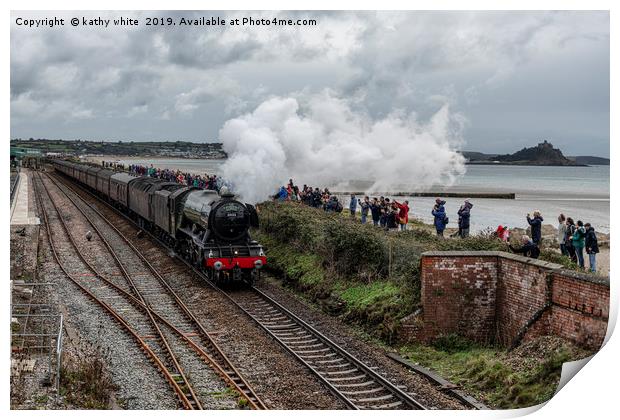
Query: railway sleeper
[
  {"left": 332, "top": 380, "right": 375, "bottom": 389},
  {"left": 272, "top": 327, "right": 305, "bottom": 336},
  {"left": 340, "top": 387, "right": 385, "bottom": 396},
  {"left": 372, "top": 401, "right": 404, "bottom": 409},
  {"left": 351, "top": 394, "right": 395, "bottom": 403},
  {"left": 316, "top": 368, "right": 359, "bottom": 376},
  {"left": 303, "top": 352, "right": 338, "bottom": 360},
  {"left": 264, "top": 323, "right": 298, "bottom": 330},
  {"left": 312, "top": 362, "right": 351, "bottom": 370},
  {"left": 281, "top": 339, "right": 320, "bottom": 347},
  {"left": 293, "top": 347, "right": 330, "bottom": 354}
]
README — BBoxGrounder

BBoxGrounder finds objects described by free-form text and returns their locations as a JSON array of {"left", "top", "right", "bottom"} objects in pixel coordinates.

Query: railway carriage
[
  {"left": 86, "top": 167, "right": 102, "bottom": 190},
  {"left": 95, "top": 169, "right": 115, "bottom": 197},
  {"left": 79, "top": 164, "right": 90, "bottom": 185},
  {"left": 109, "top": 173, "right": 135, "bottom": 208}
]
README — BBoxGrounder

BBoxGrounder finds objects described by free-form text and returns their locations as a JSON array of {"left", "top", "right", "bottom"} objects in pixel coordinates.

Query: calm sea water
[{"left": 112, "top": 158, "right": 610, "bottom": 234}]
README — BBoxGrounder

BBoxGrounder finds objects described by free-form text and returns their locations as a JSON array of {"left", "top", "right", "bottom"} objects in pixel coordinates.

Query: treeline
[{"left": 10, "top": 138, "right": 227, "bottom": 157}]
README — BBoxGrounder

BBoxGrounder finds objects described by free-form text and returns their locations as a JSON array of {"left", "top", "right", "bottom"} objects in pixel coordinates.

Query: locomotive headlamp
[
  {"left": 234, "top": 250, "right": 239, "bottom": 255},
  {"left": 258, "top": 247, "right": 264, "bottom": 257},
  {"left": 254, "top": 260, "right": 263, "bottom": 269},
  {"left": 213, "top": 261, "right": 224, "bottom": 271},
  {"left": 208, "top": 250, "right": 214, "bottom": 258}
]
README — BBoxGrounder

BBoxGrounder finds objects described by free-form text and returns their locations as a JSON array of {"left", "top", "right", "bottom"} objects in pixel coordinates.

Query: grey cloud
[{"left": 10, "top": 10, "right": 609, "bottom": 156}]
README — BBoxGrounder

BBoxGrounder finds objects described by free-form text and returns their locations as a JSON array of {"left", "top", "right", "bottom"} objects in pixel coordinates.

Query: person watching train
[
  {"left": 358, "top": 196, "right": 371, "bottom": 224},
  {"left": 432, "top": 198, "right": 448, "bottom": 237},
  {"left": 526, "top": 210, "right": 543, "bottom": 245},
  {"left": 509, "top": 235, "right": 540, "bottom": 259}
]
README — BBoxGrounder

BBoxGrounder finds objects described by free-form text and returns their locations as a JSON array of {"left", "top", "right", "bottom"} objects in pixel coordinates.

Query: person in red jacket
[{"left": 393, "top": 200, "right": 410, "bottom": 231}]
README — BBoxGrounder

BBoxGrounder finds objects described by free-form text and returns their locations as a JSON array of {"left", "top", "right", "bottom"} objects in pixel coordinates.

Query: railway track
[
  {"left": 49, "top": 170, "right": 428, "bottom": 410},
  {"left": 225, "top": 287, "right": 427, "bottom": 409},
  {"left": 33, "top": 172, "right": 201, "bottom": 409},
  {"left": 36, "top": 172, "right": 266, "bottom": 410}
]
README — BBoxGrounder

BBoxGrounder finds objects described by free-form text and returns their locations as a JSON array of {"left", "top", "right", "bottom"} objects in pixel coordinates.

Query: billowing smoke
[{"left": 219, "top": 91, "right": 467, "bottom": 203}]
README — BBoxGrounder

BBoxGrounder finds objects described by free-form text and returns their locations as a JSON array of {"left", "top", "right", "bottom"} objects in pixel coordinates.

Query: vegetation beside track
[
  {"left": 399, "top": 334, "right": 591, "bottom": 409},
  {"left": 59, "top": 341, "right": 118, "bottom": 409}
]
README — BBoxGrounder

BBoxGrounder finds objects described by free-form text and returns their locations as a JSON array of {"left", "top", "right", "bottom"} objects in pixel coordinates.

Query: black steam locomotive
[{"left": 51, "top": 160, "right": 266, "bottom": 285}]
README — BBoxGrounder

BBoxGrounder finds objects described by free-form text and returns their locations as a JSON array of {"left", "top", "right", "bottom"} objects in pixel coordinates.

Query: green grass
[
  {"left": 337, "top": 281, "right": 401, "bottom": 310},
  {"left": 400, "top": 336, "right": 583, "bottom": 409}
]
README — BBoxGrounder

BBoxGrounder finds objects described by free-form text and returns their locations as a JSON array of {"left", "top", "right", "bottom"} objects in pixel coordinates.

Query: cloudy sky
[{"left": 10, "top": 10, "right": 610, "bottom": 156}]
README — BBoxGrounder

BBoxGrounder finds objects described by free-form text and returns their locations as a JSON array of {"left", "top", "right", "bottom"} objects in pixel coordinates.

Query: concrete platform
[{"left": 10, "top": 170, "right": 40, "bottom": 226}]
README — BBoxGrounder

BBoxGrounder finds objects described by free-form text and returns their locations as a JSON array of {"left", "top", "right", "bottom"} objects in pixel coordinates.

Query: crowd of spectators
[
  {"left": 95, "top": 164, "right": 602, "bottom": 272},
  {"left": 101, "top": 161, "right": 220, "bottom": 191},
  {"left": 273, "top": 179, "right": 472, "bottom": 234},
  {"left": 499, "top": 210, "right": 599, "bottom": 272},
  {"left": 274, "top": 180, "right": 600, "bottom": 272}
]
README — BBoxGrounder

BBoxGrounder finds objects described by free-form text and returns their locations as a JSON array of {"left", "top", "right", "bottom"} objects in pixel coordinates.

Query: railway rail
[
  {"left": 49, "top": 169, "right": 429, "bottom": 410},
  {"left": 36, "top": 172, "right": 266, "bottom": 410}
]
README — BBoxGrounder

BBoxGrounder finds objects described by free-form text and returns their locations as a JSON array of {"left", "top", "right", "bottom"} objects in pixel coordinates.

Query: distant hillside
[
  {"left": 568, "top": 156, "right": 610, "bottom": 165},
  {"left": 494, "top": 141, "right": 578, "bottom": 165},
  {"left": 461, "top": 151, "right": 498, "bottom": 161},
  {"left": 463, "top": 141, "right": 593, "bottom": 166},
  {"left": 10, "top": 138, "right": 227, "bottom": 159}
]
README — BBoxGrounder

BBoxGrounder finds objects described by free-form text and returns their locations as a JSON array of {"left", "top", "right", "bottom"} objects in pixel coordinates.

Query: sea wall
[{"left": 402, "top": 251, "right": 609, "bottom": 350}]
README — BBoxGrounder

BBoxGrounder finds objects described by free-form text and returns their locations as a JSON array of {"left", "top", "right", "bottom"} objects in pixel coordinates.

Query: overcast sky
[{"left": 10, "top": 10, "right": 610, "bottom": 156}]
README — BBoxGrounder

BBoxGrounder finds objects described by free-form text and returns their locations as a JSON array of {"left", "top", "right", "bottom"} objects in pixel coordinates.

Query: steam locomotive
[{"left": 51, "top": 160, "right": 266, "bottom": 285}]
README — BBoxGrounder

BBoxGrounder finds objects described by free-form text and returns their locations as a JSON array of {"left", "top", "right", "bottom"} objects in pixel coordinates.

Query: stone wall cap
[
  {"left": 553, "top": 268, "right": 610, "bottom": 287},
  {"left": 421, "top": 250, "right": 564, "bottom": 270},
  {"left": 421, "top": 251, "right": 612, "bottom": 283}
]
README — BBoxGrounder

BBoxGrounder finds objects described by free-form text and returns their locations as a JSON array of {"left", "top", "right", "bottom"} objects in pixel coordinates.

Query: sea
[{"left": 109, "top": 157, "right": 610, "bottom": 234}]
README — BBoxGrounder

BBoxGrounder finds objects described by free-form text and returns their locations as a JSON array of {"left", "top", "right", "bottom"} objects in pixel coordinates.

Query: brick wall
[
  {"left": 404, "top": 251, "right": 609, "bottom": 350},
  {"left": 542, "top": 271, "right": 609, "bottom": 349},
  {"left": 419, "top": 254, "right": 498, "bottom": 344},
  {"left": 495, "top": 257, "right": 558, "bottom": 347}
]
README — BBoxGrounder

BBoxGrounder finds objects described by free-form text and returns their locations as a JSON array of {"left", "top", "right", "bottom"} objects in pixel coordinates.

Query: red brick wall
[
  {"left": 495, "top": 258, "right": 552, "bottom": 347},
  {"left": 544, "top": 272, "right": 609, "bottom": 350},
  {"left": 419, "top": 255, "right": 498, "bottom": 344},
  {"left": 406, "top": 252, "right": 609, "bottom": 350}
]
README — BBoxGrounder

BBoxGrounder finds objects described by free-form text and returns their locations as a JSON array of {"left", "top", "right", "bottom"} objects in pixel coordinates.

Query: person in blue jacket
[
  {"left": 526, "top": 210, "right": 544, "bottom": 244},
  {"left": 349, "top": 194, "right": 357, "bottom": 218},
  {"left": 457, "top": 199, "right": 473, "bottom": 238},
  {"left": 432, "top": 198, "right": 448, "bottom": 237},
  {"left": 278, "top": 186, "right": 288, "bottom": 201}
]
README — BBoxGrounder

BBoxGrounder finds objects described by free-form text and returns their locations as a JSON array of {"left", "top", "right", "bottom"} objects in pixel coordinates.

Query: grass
[
  {"left": 400, "top": 335, "right": 588, "bottom": 409},
  {"left": 59, "top": 342, "right": 117, "bottom": 409},
  {"left": 337, "top": 281, "right": 401, "bottom": 310}
]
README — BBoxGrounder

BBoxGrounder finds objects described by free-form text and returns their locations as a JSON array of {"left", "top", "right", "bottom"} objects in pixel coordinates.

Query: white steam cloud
[{"left": 220, "top": 91, "right": 467, "bottom": 204}]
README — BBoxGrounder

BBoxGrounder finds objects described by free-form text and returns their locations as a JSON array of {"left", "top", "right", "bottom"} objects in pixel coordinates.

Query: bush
[
  {"left": 538, "top": 248, "right": 579, "bottom": 270},
  {"left": 323, "top": 219, "right": 387, "bottom": 276}
]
